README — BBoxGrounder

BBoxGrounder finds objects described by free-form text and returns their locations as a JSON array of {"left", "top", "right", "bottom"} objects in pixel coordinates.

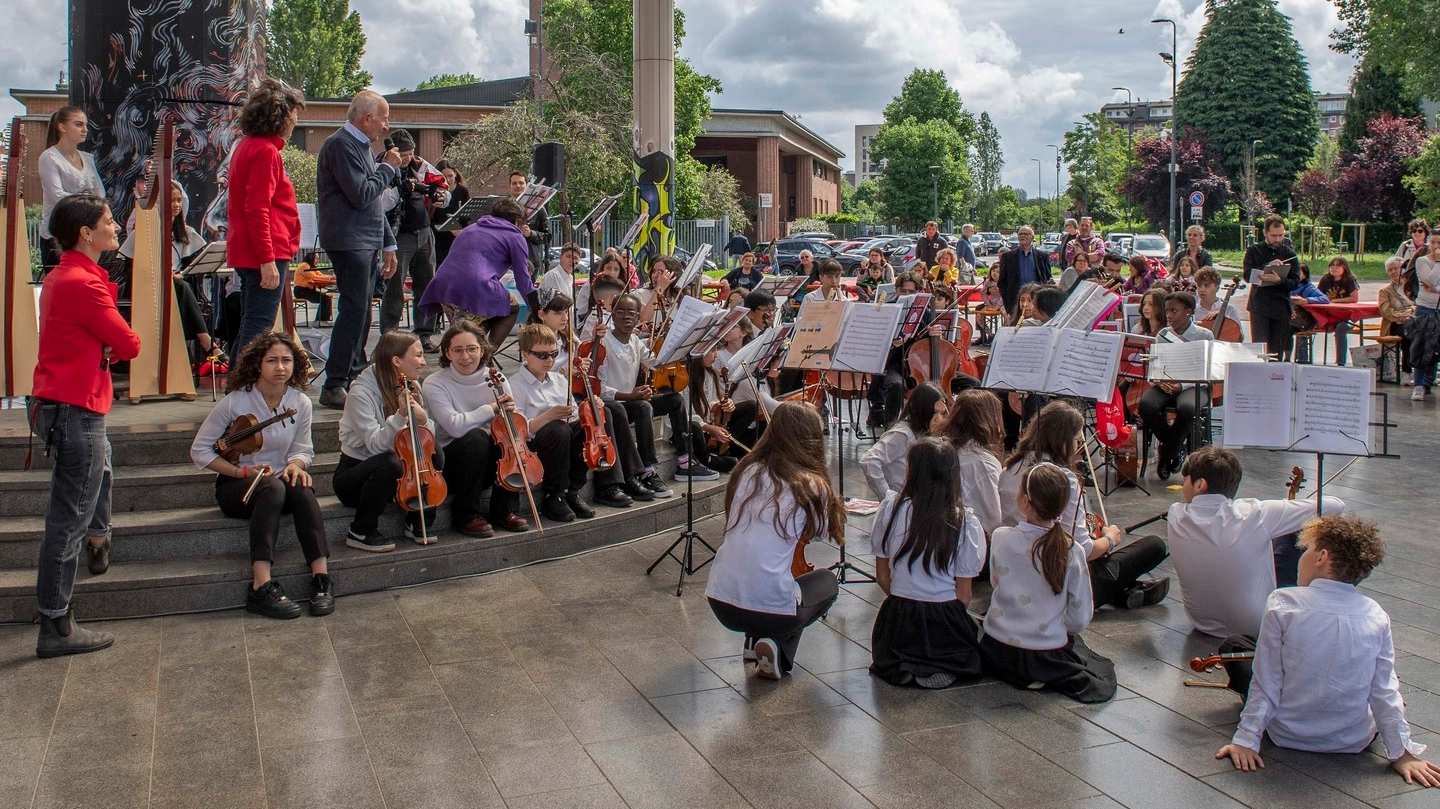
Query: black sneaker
[
  {"left": 542, "top": 492, "right": 575, "bottom": 522},
  {"left": 674, "top": 461, "right": 720, "bottom": 482},
  {"left": 594, "top": 483, "right": 633, "bottom": 508},
  {"left": 309, "top": 574, "right": 335, "bottom": 616},
  {"left": 405, "top": 519, "right": 439, "bottom": 546},
  {"left": 1123, "top": 577, "right": 1171, "bottom": 609},
  {"left": 345, "top": 529, "right": 396, "bottom": 553},
  {"left": 706, "top": 455, "right": 739, "bottom": 474},
  {"left": 566, "top": 490, "right": 597, "bottom": 519},
  {"left": 638, "top": 471, "right": 673, "bottom": 498},
  {"left": 621, "top": 477, "right": 656, "bottom": 501},
  {"left": 247, "top": 580, "right": 302, "bottom": 620}
]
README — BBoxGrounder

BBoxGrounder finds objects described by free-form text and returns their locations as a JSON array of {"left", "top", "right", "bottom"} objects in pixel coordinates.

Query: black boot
[
  {"left": 309, "top": 574, "right": 335, "bottom": 616},
  {"left": 36, "top": 608, "right": 114, "bottom": 659},
  {"left": 86, "top": 537, "right": 110, "bottom": 575}
]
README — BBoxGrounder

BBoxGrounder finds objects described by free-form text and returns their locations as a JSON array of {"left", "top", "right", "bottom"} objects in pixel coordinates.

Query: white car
[{"left": 1131, "top": 234, "right": 1173, "bottom": 263}]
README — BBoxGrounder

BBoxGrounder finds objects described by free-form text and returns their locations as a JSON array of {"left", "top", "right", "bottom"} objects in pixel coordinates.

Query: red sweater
[
  {"left": 33, "top": 252, "right": 141, "bottom": 414},
  {"left": 226, "top": 135, "right": 301, "bottom": 268}
]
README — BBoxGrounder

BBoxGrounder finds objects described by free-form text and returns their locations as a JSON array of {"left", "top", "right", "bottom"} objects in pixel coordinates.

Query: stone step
[{"left": 0, "top": 480, "right": 728, "bottom": 622}]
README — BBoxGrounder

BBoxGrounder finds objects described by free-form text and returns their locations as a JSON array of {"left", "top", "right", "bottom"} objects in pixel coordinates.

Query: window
[{"left": 696, "top": 155, "right": 728, "bottom": 169}]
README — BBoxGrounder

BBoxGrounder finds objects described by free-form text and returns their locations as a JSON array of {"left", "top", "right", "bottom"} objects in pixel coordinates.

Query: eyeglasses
[
  {"left": 527, "top": 350, "right": 561, "bottom": 361},
  {"left": 447, "top": 345, "right": 483, "bottom": 356}
]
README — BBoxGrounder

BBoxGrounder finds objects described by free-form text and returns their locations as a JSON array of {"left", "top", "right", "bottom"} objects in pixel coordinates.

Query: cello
[
  {"left": 485, "top": 363, "right": 544, "bottom": 529},
  {"left": 393, "top": 375, "right": 448, "bottom": 542},
  {"left": 905, "top": 289, "right": 965, "bottom": 393},
  {"left": 570, "top": 303, "right": 617, "bottom": 471},
  {"left": 1198, "top": 275, "right": 1245, "bottom": 401}
]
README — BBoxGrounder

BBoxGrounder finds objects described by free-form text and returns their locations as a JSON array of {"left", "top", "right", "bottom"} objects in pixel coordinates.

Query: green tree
[
  {"left": 1060, "top": 112, "right": 1129, "bottom": 223},
  {"left": 1175, "top": 0, "right": 1318, "bottom": 200},
  {"left": 265, "top": 0, "right": 372, "bottom": 98},
  {"left": 398, "top": 73, "right": 482, "bottom": 93},
  {"left": 882, "top": 68, "right": 976, "bottom": 141},
  {"left": 846, "top": 179, "right": 882, "bottom": 223},
  {"left": 969, "top": 112, "right": 1004, "bottom": 229},
  {"left": 280, "top": 145, "right": 318, "bottom": 205},
  {"left": 1405, "top": 134, "right": 1440, "bottom": 222},
  {"left": 1333, "top": 0, "right": 1435, "bottom": 98},
  {"left": 1340, "top": 53, "right": 1421, "bottom": 155},
  {"left": 871, "top": 121, "right": 971, "bottom": 227}
]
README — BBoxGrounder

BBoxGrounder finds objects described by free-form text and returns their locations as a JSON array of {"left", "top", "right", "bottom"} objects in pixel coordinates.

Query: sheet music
[
  {"left": 1047, "top": 329, "right": 1122, "bottom": 401},
  {"left": 296, "top": 204, "right": 318, "bottom": 257},
  {"left": 982, "top": 327, "right": 1055, "bottom": 391},
  {"left": 783, "top": 300, "right": 847, "bottom": 369},
  {"left": 1293, "top": 365, "right": 1372, "bottom": 456},
  {"left": 517, "top": 183, "right": 556, "bottom": 220},
  {"left": 1118, "top": 334, "right": 1154, "bottom": 379},
  {"left": 772, "top": 276, "right": 807, "bottom": 299},
  {"left": 1147, "top": 341, "right": 1213, "bottom": 382},
  {"left": 724, "top": 324, "right": 781, "bottom": 377},
  {"left": 618, "top": 213, "right": 647, "bottom": 250},
  {"left": 1049, "top": 280, "right": 1120, "bottom": 331},
  {"left": 653, "top": 296, "right": 717, "bottom": 366},
  {"left": 689, "top": 307, "right": 750, "bottom": 358},
  {"left": 1211, "top": 342, "right": 1269, "bottom": 379},
  {"left": 677, "top": 244, "right": 711, "bottom": 291},
  {"left": 833, "top": 302, "right": 904, "bottom": 374},
  {"left": 895, "top": 293, "right": 932, "bottom": 341},
  {"left": 1223, "top": 362, "right": 1294, "bottom": 449}
]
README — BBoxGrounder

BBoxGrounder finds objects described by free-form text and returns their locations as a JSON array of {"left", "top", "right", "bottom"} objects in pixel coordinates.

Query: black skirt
[
  {"left": 979, "top": 632, "right": 1117, "bottom": 704},
  {"left": 869, "top": 595, "right": 983, "bottom": 687}
]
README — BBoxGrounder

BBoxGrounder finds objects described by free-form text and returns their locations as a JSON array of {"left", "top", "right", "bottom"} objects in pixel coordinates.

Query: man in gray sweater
[{"left": 318, "top": 90, "right": 403, "bottom": 409}]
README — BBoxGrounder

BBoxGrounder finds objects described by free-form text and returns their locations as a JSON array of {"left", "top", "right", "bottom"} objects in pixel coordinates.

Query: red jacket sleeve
[
  {"left": 242, "top": 144, "right": 280, "bottom": 263},
  {"left": 79, "top": 275, "right": 141, "bottom": 360}
]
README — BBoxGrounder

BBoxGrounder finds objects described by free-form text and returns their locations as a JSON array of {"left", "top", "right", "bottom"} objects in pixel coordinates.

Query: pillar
[
  {"left": 756, "top": 137, "right": 780, "bottom": 242},
  {"left": 632, "top": 0, "right": 676, "bottom": 268}
]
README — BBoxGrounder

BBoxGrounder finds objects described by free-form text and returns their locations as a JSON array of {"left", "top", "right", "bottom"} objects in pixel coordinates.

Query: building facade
[
  {"left": 853, "top": 124, "right": 881, "bottom": 186},
  {"left": 1100, "top": 92, "right": 1349, "bottom": 137}
]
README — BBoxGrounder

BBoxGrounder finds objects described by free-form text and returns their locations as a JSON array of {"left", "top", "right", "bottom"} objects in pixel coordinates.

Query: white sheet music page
[
  {"left": 833, "top": 302, "right": 904, "bottom": 374},
  {"left": 1293, "top": 365, "right": 1372, "bottom": 456},
  {"left": 1049, "top": 281, "right": 1120, "bottom": 331},
  {"left": 1223, "top": 362, "right": 1294, "bottom": 449},
  {"left": 982, "top": 327, "right": 1055, "bottom": 391},
  {"left": 654, "top": 296, "right": 716, "bottom": 366},
  {"left": 1048, "top": 329, "right": 1123, "bottom": 401},
  {"left": 1148, "top": 340, "right": 1212, "bottom": 382}
]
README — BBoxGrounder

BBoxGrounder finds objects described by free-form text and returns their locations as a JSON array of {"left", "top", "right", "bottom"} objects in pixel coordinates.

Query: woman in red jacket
[
  {"left": 30, "top": 193, "right": 141, "bottom": 658},
  {"left": 227, "top": 78, "right": 304, "bottom": 356}
]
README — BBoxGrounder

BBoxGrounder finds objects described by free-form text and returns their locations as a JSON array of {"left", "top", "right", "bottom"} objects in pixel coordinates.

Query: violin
[
  {"left": 571, "top": 305, "right": 617, "bottom": 471},
  {"left": 393, "top": 377, "right": 448, "bottom": 522},
  {"left": 707, "top": 367, "right": 734, "bottom": 455},
  {"left": 1189, "top": 652, "right": 1254, "bottom": 673},
  {"left": 791, "top": 536, "right": 814, "bottom": 578},
  {"left": 1287, "top": 465, "right": 1305, "bottom": 499},
  {"left": 648, "top": 289, "right": 690, "bottom": 392},
  {"left": 485, "top": 364, "right": 544, "bottom": 528},
  {"left": 215, "top": 407, "right": 297, "bottom": 464}
]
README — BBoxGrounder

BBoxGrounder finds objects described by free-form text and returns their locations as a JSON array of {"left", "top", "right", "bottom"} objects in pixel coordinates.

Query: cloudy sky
[{"left": 0, "top": 0, "right": 1354, "bottom": 192}]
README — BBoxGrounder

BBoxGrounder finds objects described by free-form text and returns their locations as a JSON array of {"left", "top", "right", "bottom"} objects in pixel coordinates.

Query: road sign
[
  {"left": 1189, "top": 191, "right": 1205, "bottom": 207},
  {"left": 759, "top": 193, "right": 773, "bottom": 209},
  {"left": 1190, "top": 205, "right": 1203, "bottom": 220}
]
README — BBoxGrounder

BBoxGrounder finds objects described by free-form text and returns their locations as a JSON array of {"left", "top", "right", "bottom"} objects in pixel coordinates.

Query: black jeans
[
  {"left": 530, "top": 421, "right": 591, "bottom": 494},
  {"left": 1139, "top": 385, "right": 1210, "bottom": 464},
  {"left": 381, "top": 228, "right": 437, "bottom": 338},
  {"left": 324, "top": 250, "right": 380, "bottom": 391},
  {"left": 867, "top": 370, "right": 906, "bottom": 428},
  {"left": 334, "top": 450, "right": 440, "bottom": 536},
  {"left": 1219, "top": 634, "right": 1258, "bottom": 697},
  {"left": 708, "top": 570, "right": 839, "bottom": 673},
  {"left": 620, "top": 390, "right": 688, "bottom": 464},
  {"left": 442, "top": 429, "right": 514, "bottom": 522},
  {"left": 29, "top": 400, "right": 111, "bottom": 618},
  {"left": 1250, "top": 312, "right": 1292, "bottom": 360},
  {"left": 1088, "top": 534, "right": 1168, "bottom": 607},
  {"left": 728, "top": 400, "right": 761, "bottom": 453},
  {"left": 215, "top": 475, "right": 328, "bottom": 564},
  {"left": 173, "top": 277, "right": 209, "bottom": 344}
]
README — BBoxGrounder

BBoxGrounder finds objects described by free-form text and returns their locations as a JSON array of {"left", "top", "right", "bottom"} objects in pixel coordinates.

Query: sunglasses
[{"left": 527, "top": 350, "right": 561, "bottom": 361}]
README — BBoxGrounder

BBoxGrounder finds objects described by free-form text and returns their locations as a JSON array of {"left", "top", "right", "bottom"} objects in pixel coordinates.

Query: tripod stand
[
  {"left": 646, "top": 429, "right": 716, "bottom": 596},
  {"left": 827, "top": 390, "right": 876, "bottom": 585}
]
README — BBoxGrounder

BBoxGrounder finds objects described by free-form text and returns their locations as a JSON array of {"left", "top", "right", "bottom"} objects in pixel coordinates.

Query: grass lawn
[{"left": 1210, "top": 249, "right": 1394, "bottom": 281}]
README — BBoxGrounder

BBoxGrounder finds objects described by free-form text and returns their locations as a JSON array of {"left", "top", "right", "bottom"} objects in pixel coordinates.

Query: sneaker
[
  {"left": 1403, "top": 373, "right": 1414, "bottom": 386},
  {"left": 638, "top": 471, "right": 673, "bottom": 498},
  {"left": 752, "top": 638, "right": 781, "bottom": 680},
  {"left": 674, "top": 461, "right": 720, "bottom": 482},
  {"left": 457, "top": 515, "right": 494, "bottom": 538},
  {"left": 345, "top": 529, "right": 395, "bottom": 553},
  {"left": 309, "top": 574, "right": 335, "bottom": 616},
  {"left": 743, "top": 643, "right": 758, "bottom": 663},
  {"left": 1414, "top": 386, "right": 1426, "bottom": 401},
  {"left": 247, "top": 579, "right": 302, "bottom": 620},
  {"left": 542, "top": 492, "right": 575, "bottom": 522},
  {"left": 566, "top": 490, "right": 597, "bottom": 519},
  {"left": 707, "top": 454, "right": 739, "bottom": 474},
  {"left": 1123, "top": 576, "right": 1171, "bottom": 609},
  {"left": 405, "top": 520, "right": 439, "bottom": 545},
  {"left": 621, "top": 477, "right": 656, "bottom": 502},
  {"left": 916, "top": 671, "right": 958, "bottom": 689},
  {"left": 319, "top": 386, "right": 348, "bottom": 410},
  {"left": 86, "top": 536, "right": 110, "bottom": 575},
  {"left": 594, "top": 483, "right": 633, "bottom": 508}
]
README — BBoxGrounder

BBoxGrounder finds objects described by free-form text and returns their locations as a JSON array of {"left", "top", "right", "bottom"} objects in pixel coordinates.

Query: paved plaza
[{"left": 1, "top": 391, "right": 1439, "bottom": 809}]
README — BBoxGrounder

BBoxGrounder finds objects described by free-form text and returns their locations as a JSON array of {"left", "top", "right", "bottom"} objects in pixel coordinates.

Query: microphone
[{"left": 383, "top": 138, "right": 395, "bottom": 152}]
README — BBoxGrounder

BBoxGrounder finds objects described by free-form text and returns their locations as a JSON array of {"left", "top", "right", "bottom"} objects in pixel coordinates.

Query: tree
[
  {"left": 1175, "top": 0, "right": 1318, "bottom": 200},
  {"left": 689, "top": 166, "right": 750, "bottom": 232},
  {"left": 280, "top": 145, "right": 318, "bottom": 205},
  {"left": 969, "top": 112, "right": 1003, "bottom": 228},
  {"left": 1292, "top": 170, "right": 1338, "bottom": 226},
  {"left": 265, "top": 0, "right": 372, "bottom": 98},
  {"left": 871, "top": 121, "right": 971, "bottom": 227},
  {"left": 846, "top": 179, "right": 882, "bottom": 223},
  {"left": 1405, "top": 134, "right": 1440, "bottom": 222},
  {"left": 1119, "top": 129, "right": 1232, "bottom": 227},
  {"left": 398, "top": 73, "right": 482, "bottom": 93},
  {"left": 1335, "top": 113, "right": 1425, "bottom": 221},
  {"left": 1340, "top": 54, "right": 1421, "bottom": 155},
  {"left": 1061, "top": 112, "right": 1130, "bottom": 223},
  {"left": 1333, "top": 0, "right": 1436, "bottom": 99},
  {"left": 882, "top": 69, "right": 976, "bottom": 141}
]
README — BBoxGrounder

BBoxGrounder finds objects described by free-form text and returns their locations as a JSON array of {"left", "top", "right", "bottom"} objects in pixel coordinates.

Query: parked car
[
  {"left": 1004, "top": 232, "right": 1020, "bottom": 249},
  {"left": 772, "top": 238, "right": 836, "bottom": 275},
  {"left": 1038, "top": 237, "right": 1062, "bottom": 263},
  {"left": 976, "top": 232, "right": 1005, "bottom": 255},
  {"left": 790, "top": 231, "right": 836, "bottom": 241},
  {"left": 1131, "top": 234, "right": 1173, "bottom": 264},
  {"left": 673, "top": 245, "right": 719, "bottom": 274},
  {"left": 546, "top": 246, "right": 592, "bottom": 274}
]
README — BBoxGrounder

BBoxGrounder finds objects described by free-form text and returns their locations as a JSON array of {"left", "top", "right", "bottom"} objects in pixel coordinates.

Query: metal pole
[
  {"left": 632, "top": 0, "right": 677, "bottom": 269},
  {"left": 1112, "top": 86, "right": 1133, "bottom": 232},
  {"left": 1048, "top": 143, "right": 1061, "bottom": 227},
  {"left": 1153, "top": 18, "right": 1178, "bottom": 249},
  {"left": 1031, "top": 158, "right": 1041, "bottom": 224}
]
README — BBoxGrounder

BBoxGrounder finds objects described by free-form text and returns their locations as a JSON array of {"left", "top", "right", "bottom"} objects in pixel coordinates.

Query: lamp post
[
  {"left": 1030, "top": 158, "right": 1042, "bottom": 225},
  {"left": 930, "top": 164, "right": 941, "bottom": 223},
  {"left": 1112, "top": 86, "right": 1134, "bottom": 231},
  {"left": 1248, "top": 138, "right": 1263, "bottom": 246},
  {"left": 1047, "top": 143, "right": 1061, "bottom": 229},
  {"left": 1152, "top": 17, "right": 1178, "bottom": 249}
]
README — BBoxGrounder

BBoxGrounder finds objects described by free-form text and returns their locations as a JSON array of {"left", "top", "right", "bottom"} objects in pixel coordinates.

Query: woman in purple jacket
[{"left": 420, "top": 198, "right": 540, "bottom": 349}]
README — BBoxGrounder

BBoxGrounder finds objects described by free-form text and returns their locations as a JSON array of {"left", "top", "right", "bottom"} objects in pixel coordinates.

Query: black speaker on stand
[{"left": 531, "top": 141, "right": 570, "bottom": 235}]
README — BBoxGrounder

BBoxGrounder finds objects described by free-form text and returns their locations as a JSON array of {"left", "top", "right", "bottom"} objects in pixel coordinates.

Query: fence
[{"left": 545, "top": 216, "right": 733, "bottom": 256}]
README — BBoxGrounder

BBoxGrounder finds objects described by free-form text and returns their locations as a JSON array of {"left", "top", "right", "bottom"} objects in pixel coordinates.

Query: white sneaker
[
  {"left": 1403, "top": 374, "right": 1414, "bottom": 386},
  {"left": 1413, "top": 386, "right": 1425, "bottom": 401},
  {"left": 752, "top": 638, "right": 781, "bottom": 680}
]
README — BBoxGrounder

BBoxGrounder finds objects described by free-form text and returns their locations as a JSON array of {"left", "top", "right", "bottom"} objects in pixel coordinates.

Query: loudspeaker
[{"left": 531, "top": 142, "right": 567, "bottom": 191}]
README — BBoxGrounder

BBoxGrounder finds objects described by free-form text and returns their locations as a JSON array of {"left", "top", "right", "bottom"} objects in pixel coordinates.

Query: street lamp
[
  {"left": 1153, "top": 16, "right": 1178, "bottom": 248},
  {"left": 1047, "top": 143, "right": 1061, "bottom": 229},
  {"left": 1030, "top": 158, "right": 1042, "bottom": 225},
  {"left": 929, "top": 164, "right": 941, "bottom": 223},
  {"left": 1112, "top": 86, "right": 1134, "bottom": 232}
]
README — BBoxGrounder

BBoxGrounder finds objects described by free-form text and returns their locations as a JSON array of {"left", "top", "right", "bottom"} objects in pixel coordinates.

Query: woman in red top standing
[
  {"left": 227, "top": 78, "right": 304, "bottom": 356},
  {"left": 30, "top": 193, "right": 141, "bottom": 658}
]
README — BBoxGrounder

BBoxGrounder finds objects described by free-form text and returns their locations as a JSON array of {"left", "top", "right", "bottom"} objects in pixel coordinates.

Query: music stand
[
  {"left": 439, "top": 196, "right": 504, "bottom": 232},
  {"left": 180, "top": 242, "right": 231, "bottom": 402},
  {"left": 574, "top": 194, "right": 620, "bottom": 239}
]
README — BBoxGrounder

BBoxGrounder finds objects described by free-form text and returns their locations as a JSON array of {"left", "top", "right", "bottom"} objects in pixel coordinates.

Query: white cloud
[{"left": 349, "top": 0, "right": 528, "bottom": 92}]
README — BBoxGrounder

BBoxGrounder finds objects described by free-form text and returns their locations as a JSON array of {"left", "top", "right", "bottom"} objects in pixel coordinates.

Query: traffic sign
[
  {"left": 1190, "top": 205, "right": 1203, "bottom": 220},
  {"left": 759, "top": 193, "right": 773, "bottom": 209},
  {"left": 1189, "top": 191, "right": 1205, "bottom": 207}
]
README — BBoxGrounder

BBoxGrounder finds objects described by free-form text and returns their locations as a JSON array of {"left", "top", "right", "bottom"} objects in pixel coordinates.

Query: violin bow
[
  {"left": 400, "top": 375, "right": 431, "bottom": 539},
  {"left": 1078, "top": 439, "right": 1111, "bottom": 529}
]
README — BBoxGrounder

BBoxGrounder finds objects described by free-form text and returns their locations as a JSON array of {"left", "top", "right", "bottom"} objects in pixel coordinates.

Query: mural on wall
[{"left": 69, "top": 0, "right": 264, "bottom": 231}]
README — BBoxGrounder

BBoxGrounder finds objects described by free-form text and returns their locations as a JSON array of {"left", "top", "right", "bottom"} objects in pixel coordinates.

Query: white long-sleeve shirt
[
  {"left": 1416, "top": 255, "right": 1440, "bottom": 309},
  {"left": 860, "top": 422, "right": 915, "bottom": 499},
  {"left": 420, "top": 366, "right": 500, "bottom": 447},
  {"left": 191, "top": 386, "right": 314, "bottom": 473},
  {"left": 872, "top": 496, "right": 984, "bottom": 602},
  {"left": 706, "top": 467, "right": 825, "bottom": 615},
  {"left": 38, "top": 147, "right": 105, "bottom": 240},
  {"left": 956, "top": 441, "right": 1003, "bottom": 536},
  {"left": 984, "top": 521, "right": 1092, "bottom": 650},
  {"left": 1166, "top": 493, "right": 1345, "bottom": 637},
  {"left": 338, "top": 366, "right": 437, "bottom": 461},
  {"left": 1232, "top": 580, "right": 1425, "bottom": 761},
  {"left": 999, "top": 455, "right": 1094, "bottom": 557},
  {"left": 598, "top": 332, "right": 659, "bottom": 400},
  {"left": 507, "top": 365, "right": 574, "bottom": 424}
]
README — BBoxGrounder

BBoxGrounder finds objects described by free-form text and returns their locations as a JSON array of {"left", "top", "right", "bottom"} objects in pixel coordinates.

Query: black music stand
[{"left": 438, "top": 196, "right": 505, "bottom": 232}]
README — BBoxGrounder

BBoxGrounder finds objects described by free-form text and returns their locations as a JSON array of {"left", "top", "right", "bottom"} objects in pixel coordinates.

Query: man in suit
[
  {"left": 1242, "top": 214, "right": 1302, "bottom": 359},
  {"left": 317, "top": 90, "right": 402, "bottom": 409},
  {"left": 992, "top": 225, "right": 1053, "bottom": 319},
  {"left": 508, "top": 171, "right": 550, "bottom": 282}
]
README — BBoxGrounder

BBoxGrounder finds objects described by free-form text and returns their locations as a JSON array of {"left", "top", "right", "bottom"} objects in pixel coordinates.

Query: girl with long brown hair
[
  {"left": 38, "top": 106, "right": 104, "bottom": 270},
  {"left": 706, "top": 402, "right": 844, "bottom": 680},
  {"left": 982, "top": 462, "right": 1116, "bottom": 703},
  {"left": 939, "top": 389, "right": 1005, "bottom": 535}
]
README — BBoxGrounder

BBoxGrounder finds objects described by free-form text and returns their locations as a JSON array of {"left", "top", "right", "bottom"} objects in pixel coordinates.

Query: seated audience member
[
  {"left": 1378, "top": 256, "right": 1416, "bottom": 384},
  {"left": 1120, "top": 255, "right": 1159, "bottom": 295},
  {"left": 293, "top": 251, "right": 336, "bottom": 324},
  {"left": 1316, "top": 256, "right": 1360, "bottom": 366}
]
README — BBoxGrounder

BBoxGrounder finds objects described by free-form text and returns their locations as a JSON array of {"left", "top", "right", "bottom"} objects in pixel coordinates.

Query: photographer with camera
[{"left": 379, "top": 129, "right": 450, "bottom": 352}]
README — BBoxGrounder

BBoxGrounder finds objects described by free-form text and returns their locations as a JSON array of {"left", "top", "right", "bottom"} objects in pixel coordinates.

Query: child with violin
[
  {"left": 998, "top": 402, "right": 1171, "bottom": 610},
  {"left": 1195, "top": 268, "right": 1246, "bottom": 339},
  {"left": 336, "top": 331, "right": 442, "bottom": 550},
  {"left": 983, "top": 461, "right": 1117, "bottom": 703},
  {"left": 1166, "top": 447, "right": 1344, "bottom": 639},
  {"left": 1138, "top": 291, "right": 1212, "bottom": 481},
  {"left": 190, "top": 331, "right": 332, "bottom": 619},
  {"left": 860, "top": 382, "right": 948, "bottom": 500},
  {"left": 705, "top": 402, "right": 844, "bottom": 680},
  {"left": 938, "top": 389, "right": 1005, "bottom": 536},
  {"left": 870, "top": 437, "right": 986, "bottom": 688},
  {"left": 509, "top": 324, "right": 631, "bottom": 521},
  {"left": 1214, "top": 515, "right": 1440, "bottom": 789},
  {"left": 421, "top": 320, "right": 530, "bottom": 538},
  {"left": 683, "top": 348, "right": 744, "bottom": 471},
  {"left": 636, "top": 254, "right": 684, "bottom": 332}
]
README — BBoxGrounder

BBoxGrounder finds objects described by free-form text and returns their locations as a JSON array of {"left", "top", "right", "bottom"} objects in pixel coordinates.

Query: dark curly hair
[
  {"left": 1299, "top": 515, "right": 1384, "bottom": 584},
  {"left": 226, "top": 331, "right": 311, "bottom": 393},
  {"left": 491, "top": 198, "right": 527, "bottom": 226},
  {"left": 238, "top": 78, "right": 306, "bottom": 138}
]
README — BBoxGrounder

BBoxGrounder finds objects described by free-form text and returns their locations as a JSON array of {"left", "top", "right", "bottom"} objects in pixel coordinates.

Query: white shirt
[
  {"left": 872, "top": 496, "right": 984, "bottom": 602},
  {"left": 118, "top": 225, "right": 206, "bottom": 269},
  {"left": 421, "top": 366, "right": 500, "bottom": 447},
  {"left": 507, "top": 365, "right": 575, "bottom": 424},
  {"left": 956, "top": 441, "right": 1003, "bottom": 535},
  {"left": 598, "top": 332, "right": 657, "bottom": 399},
  {"left": 706, "top": 468, "right": 825, "bottom": 615},
  {"left": 984, "top": 522, "right": 1093, "bottom": 650},
  {"left": 1232, "top": 579, "right": 1425, "bottom": 761},
  {"left": 338, "top": 366, "right": 437, "bottom": 461},
  {"left": 191, "top": 386, "right": 313, "bottom": 473},
  {"left": 538, "top": 267, "right": 573, "bottom": 301},
  {"left": 999, "top": 455, "right": 1094, "bottom": 557},
  {"left": 1416, "top": 255, "right": 1440, "bottom": 309},
  {"left": 1166, "top": 493, "right": 1345, "bottom": 637},
  {"left": 859, "top": 422, "right": 915, "bottom": 499},
  {"left": 38, "top": 147, "right": 105, "bottom": 240}
]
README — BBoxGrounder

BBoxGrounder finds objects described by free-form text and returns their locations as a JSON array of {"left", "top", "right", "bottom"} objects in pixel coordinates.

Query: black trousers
[
  {"left": 530, "top": 420, "right": 593, "bottom": 494},
  {"left": 295, "top": 286, "right": 333, "bottom": 321},
  {"left": 867, "top": 370, "right": 906, "bottom": 428},
  {"left": 173, "top": 277, "right": 209, "bottom": 343},
  {"left": 324, "top": 249, "right": 380, "bottom": 391},
  {"left": 620, "top": 390, "right": 688, "bottom": 464},
  {"left": 334, "top": 450, "right": 441, "bottom": 536},
  {"left": 215, "top": 475, "right": 328, "bottom": 565},
  {"left": 728, "top": 400, "right": 761, "bottom": 454},
  {"left": 1139, "top": 385, "right": 1210, "bottom": 463},
  {"left": 1220, "top": 634, "right": 1258, "bottom": 697},
  {"left": 441, "top": 429, "right": 515, "bottom": 522},
  {"left": 1250, "top": 312, "right": 1293, "bottom": 360},
  {"left": 708, "top": 570, "right": 839, "bottom": 673},
  {"left": 1088, "top": 534, "right": 1168, "bottom": 607},
  {"left": 599, "top": 399, "right": 644, "bottom": 478}
]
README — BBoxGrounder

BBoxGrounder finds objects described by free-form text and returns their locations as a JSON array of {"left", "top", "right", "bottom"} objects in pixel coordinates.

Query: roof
[
  {"left": 385, "top": 77, "right": 532, "bottom": 106},
  {"left": 705, "top": 108, "right": 845, "bottom": 163}
]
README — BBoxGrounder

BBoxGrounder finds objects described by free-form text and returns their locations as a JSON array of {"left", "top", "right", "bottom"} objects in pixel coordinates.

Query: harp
[
  {"left": 0, "top": 116, "right": 39, "bottom": 397},
  {"left": 127, "top": 115, "right": 194, "bottom": 403}
]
